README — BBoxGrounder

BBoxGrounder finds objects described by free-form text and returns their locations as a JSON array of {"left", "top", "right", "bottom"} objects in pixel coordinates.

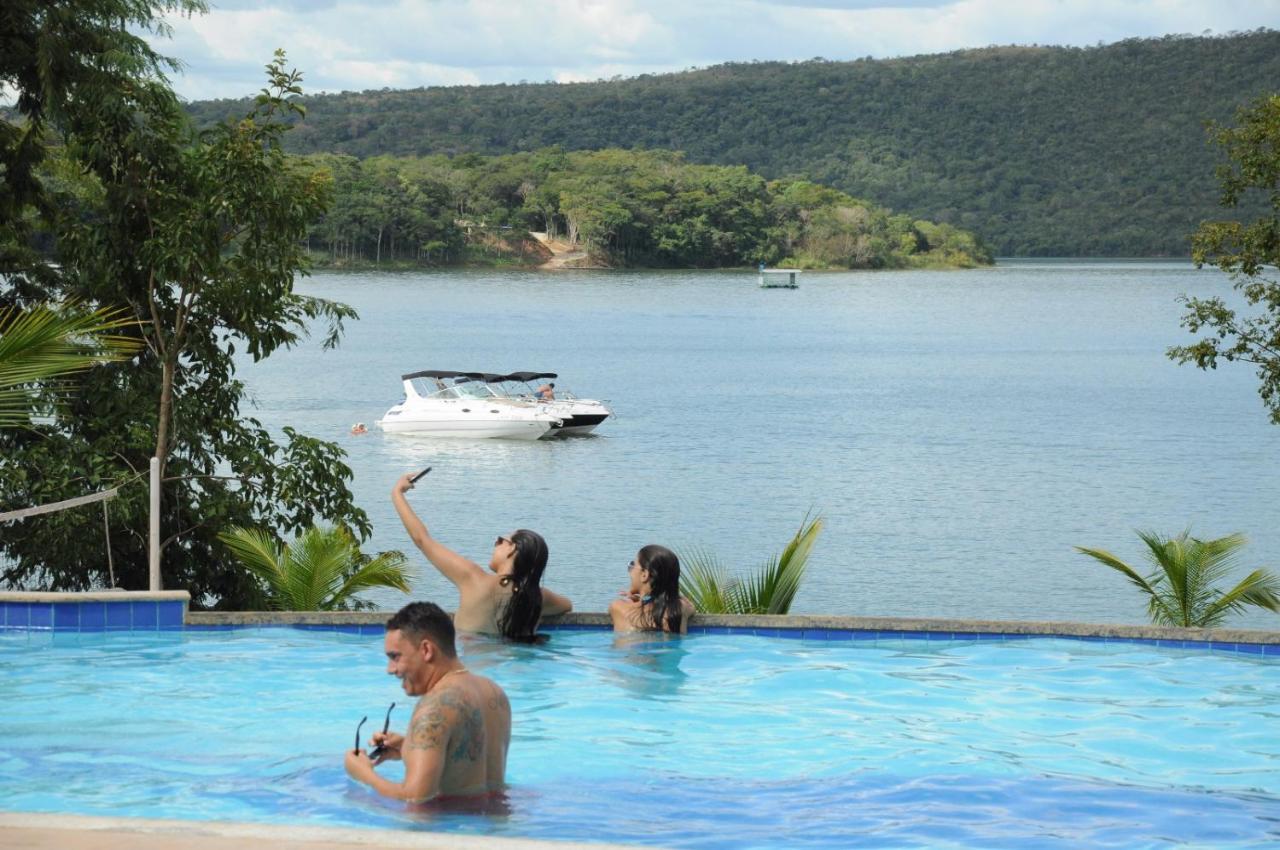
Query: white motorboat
[
  {"left": 491, "top": 372, "right": 612, "bottom": 436},
  {"left": 377, "top": 371, "right": 561, "bottom": 440}
]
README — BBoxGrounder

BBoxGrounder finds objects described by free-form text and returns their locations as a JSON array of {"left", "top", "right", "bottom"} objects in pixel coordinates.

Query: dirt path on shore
[{"left": 529, "top": 232, "right": 601, "bottom": 269}]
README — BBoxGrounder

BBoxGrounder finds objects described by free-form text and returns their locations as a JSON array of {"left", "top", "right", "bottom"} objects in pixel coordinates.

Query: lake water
[{"left": 239, "top": 260, "right": 1280, "bottom": 628}]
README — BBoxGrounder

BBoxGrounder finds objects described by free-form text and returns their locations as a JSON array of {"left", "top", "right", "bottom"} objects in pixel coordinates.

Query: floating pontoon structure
[{"left": 759, "top": 268, "right": 801, "bottom": 288}]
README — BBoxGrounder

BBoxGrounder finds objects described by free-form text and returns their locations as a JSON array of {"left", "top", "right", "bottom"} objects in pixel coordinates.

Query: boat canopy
[
  {"left": 401, "top": 370, "right": 473, "bottom": 381},
  {"left": 455, "top": 372, "right": 508, "bottom": 384},
  {"left": 501, "top": 372, "right": 558, "bottom": 383}
]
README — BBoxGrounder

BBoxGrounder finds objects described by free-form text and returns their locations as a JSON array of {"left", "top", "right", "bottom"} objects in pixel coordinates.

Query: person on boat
[
  {"left": 345, "top": 601, "right": 510, "bottom": 802},
  {"left": 391, "top": 472, "right": 572, "bottom": 641},
  {"left": 609, "top": 544, "right": 695, "bottom": 634},
  {"left": 534, "top": 382, "right": 555, "bottom": 400}
]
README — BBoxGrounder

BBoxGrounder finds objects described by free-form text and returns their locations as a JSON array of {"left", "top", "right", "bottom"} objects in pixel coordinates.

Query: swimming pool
[{"left": 1, "top": 627, "right": 1277, "bottom": 849}]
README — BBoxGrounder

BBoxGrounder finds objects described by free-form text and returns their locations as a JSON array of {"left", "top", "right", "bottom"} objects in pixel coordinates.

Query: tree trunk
[{"left": 154, "top": 353, "right": 176, "bottom": 480}]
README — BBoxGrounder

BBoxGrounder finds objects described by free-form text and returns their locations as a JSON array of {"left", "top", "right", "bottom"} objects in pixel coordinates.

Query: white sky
[{"left": 154, "top": 0, "right": 1280, "bottom": 101}]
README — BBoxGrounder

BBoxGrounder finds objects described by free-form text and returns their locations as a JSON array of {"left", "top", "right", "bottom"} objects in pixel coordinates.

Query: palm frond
[
  {"left": 1075, "top": 544, "right": 1162, "bottom": 597},
  {"left": 333, "top": 550, "right": 411, "bottom": 604},
  {"left": 1080, "top": 530, "right": 1273, "bottom": 628},
  {"left": 0, "top": 302, "right": 142, "bottom": 428},
  {"left": 221, "top": 524, "right": 289, "bottom": 604},
  {"left": 287, "top": 526, "right": 353, "bottom": 610},
  {"left": 220, "top": 524, "right": 408, "bottom": 611},
  {"left": 1199, "top": 569, "right": 1280, "bottom": 628},
  {"left": 679, "top": 514, "right": 824, "bottom": 615},
  {"left": 678, "top": 546, "right": 735, "bottom": 614}
]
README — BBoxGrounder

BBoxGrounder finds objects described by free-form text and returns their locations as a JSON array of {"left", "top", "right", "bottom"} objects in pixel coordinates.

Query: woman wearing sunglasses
[
  {"left": 609, "top": 544, "right": 694, "bottom": 634},
  {"left": 392, "top": 473, "right": 572, "bottom": 642}
]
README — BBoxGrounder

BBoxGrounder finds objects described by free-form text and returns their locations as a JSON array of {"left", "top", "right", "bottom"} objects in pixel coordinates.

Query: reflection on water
[{"left": 608, "top": 633, "right": 691, "bottom": 698}]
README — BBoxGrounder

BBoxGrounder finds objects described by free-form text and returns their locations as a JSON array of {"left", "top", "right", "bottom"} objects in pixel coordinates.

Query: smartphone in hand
[{"left": 410, "top": 466, "right": 432, "bottom": 483}]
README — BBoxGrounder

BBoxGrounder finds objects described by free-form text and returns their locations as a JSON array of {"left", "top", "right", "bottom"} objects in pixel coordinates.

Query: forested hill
[{"left": 189, "top": 30, "right": 1280, "bottom": 257}]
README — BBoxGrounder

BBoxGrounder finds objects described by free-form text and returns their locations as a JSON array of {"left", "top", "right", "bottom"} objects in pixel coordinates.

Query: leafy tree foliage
[
  {"left": 1, "top": 5, "right": 368, "bottom": 608},
  {"left": 1, "top": 1, "right": 206, "bottom": 286},
  {"left": 301, "top": 148, "right": 990, "bottom": 269},
  {"left": 185, "top": 31, "right": 1280, "bottom": 257},
  {"left": 1169, "top": 94, "right": 1280, "bottom": 424}
]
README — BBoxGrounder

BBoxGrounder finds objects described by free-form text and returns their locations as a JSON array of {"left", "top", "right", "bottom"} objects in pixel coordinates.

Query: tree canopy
[
  {"left": 300, "top": 148, "right": 990, "bottom": 269},
  {"left": 2, "top": 4, "right": 367, "bottom": 608},
  {"left": 186, "top": 30, "right": 1280, "bottom": 257},
  {"left": 1169, "top": 93, "right": 1280, "bottom": 426}
]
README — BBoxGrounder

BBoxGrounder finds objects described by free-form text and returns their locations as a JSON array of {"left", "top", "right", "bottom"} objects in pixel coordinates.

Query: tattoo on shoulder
[
  {"left": 407, "top": 700, "right": 447, "bottom": 751},
  {"left": 435, "top": 689, "right": 485, "bottom": 763},
  {"left": 407, "top": 688, "right": 488, "bottom": 762}
]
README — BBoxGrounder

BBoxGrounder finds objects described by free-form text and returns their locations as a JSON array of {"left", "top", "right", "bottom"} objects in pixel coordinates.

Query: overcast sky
[{"left": 154, "top": 0, "right": 1279, "bottom": 101}]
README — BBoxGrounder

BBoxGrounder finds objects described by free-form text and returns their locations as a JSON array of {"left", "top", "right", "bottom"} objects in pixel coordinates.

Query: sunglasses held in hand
[{"left": 354, "top": 702, "right": 396, "bottom": 757}]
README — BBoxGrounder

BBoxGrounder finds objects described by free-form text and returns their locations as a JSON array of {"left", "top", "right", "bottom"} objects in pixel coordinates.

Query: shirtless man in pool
[{"left": 344, "top": 602, "right": 510, "bottom": 802}]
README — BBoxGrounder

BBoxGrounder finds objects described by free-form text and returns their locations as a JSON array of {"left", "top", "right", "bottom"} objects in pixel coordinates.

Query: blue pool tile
[
  {"left": 1263, "top": 645, "right": 1280, "bottom": 657},
  {"left": 849, "top": 630, "right": 879, "bottom": 640},
  {"left": 359, "top": 625, "right": 386, "bottom": 636},
  {"left": 28, "top": 604, "right": 52, "bottom": 629},
  {"left": 53, "top": 603, "right": 80, "bottom": 630},
  {"left": 1208, "top": 641, "right": 1238, "bottom": 653},
  {"left": 951, "top": 632, "right": 983, "bottom": 641},
  {"left": 804, "top": 629, "right": 852, "bottom": 641},
  {"left": 158, "top": 602, "right": 184, "bottom": 629},
  {"left": 105, "top": 603, "right": 132, "bottom": 630},
  {"left": 79, "top": 603, "right": 107, "bottom": 631},
  {"left": 3, "top": 603, "right": 28, "bottom": 628},
  {"left": 132, "top": 601, "right": 157, "bottom": 629},
  {"left": 1234, "top": 643, "right": 1266, "bottom": 655},
  {"left": 888, "top": 630, "right": 931, "bottom": 640}
]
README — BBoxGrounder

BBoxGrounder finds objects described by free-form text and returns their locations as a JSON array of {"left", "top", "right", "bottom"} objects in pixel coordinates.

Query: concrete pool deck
[{"left": 0, "top": 813, "right": 645, "bottom": 850}]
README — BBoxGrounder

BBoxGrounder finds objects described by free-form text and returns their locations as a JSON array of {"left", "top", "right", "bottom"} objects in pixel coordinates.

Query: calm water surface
[{"left": 239, "top": 260, "right": 1280, "bottom": 627}]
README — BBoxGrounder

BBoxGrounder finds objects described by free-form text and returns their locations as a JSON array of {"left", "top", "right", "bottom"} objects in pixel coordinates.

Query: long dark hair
[
  {"left": 636, "top": 544, "right": 683, "bottom": 633},
  {"left": 496, "top": 528, "right": 548, "bottom": 642}
]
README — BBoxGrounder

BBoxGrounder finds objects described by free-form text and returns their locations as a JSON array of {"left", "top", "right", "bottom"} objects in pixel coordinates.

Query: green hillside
[{"left": 187, "top": 30, "right": 1280, "bottom": 257}]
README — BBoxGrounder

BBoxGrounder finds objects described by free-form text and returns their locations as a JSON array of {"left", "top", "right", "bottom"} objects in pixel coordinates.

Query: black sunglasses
[
  {"left": 495, "top": 535, "right": 512, "bottom": 547},
  {"left": 354, "top": 702, "right": 396, "bottom": 757}
]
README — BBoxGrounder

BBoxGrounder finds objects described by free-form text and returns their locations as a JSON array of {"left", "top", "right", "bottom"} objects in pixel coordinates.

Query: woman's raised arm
[{"left": 391, "top": 473, "right": 486, "bottom": 591}]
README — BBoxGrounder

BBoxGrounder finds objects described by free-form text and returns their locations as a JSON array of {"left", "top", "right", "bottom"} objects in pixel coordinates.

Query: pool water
[{"left": 1, "top": 628, "right": 1277, "bottom": 849}]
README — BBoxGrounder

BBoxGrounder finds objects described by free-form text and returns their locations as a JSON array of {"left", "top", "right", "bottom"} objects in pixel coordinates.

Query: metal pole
[{"left": 149, "top": 456, "right": 160, "bottom": 591}]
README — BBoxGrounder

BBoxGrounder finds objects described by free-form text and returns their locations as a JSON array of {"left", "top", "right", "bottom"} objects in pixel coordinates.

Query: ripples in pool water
[{"left": 1, "top": 629, "right": 1277, "bottom": 849}]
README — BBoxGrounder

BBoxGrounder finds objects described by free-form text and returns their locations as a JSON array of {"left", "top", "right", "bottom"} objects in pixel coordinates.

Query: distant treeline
[
  {"left": 187, "top": 30, "right": 1280, "bottom": 257},
  {"left": 299, "top": 148, "right": 991, "bottom": 269}
]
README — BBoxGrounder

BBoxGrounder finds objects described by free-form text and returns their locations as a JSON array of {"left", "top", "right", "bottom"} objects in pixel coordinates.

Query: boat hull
[
  {"left": 553, "top": 413, "right": 610, "bottom": 435},
  {"left": 377, "top": 416, "right": 553, "bottom": 440}
]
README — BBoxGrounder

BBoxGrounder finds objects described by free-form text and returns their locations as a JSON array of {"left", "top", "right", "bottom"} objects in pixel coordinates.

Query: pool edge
[
  {"left": 0, "top": 812, "right": 652, "bottom": 850},
  {"left": 186, "top": 610, "right": 1280, "bottom": 647}
]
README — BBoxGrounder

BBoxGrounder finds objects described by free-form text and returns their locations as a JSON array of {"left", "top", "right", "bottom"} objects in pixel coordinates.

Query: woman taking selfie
[{"left": 392, "top": 472, "right": 572, "bottom": 642}]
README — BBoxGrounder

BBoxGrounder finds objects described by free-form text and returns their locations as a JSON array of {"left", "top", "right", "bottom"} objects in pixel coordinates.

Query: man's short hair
[{"left": 386, "top": 601, "right": 457, "bottom": 657}]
